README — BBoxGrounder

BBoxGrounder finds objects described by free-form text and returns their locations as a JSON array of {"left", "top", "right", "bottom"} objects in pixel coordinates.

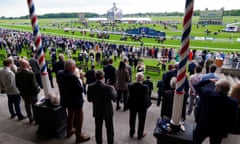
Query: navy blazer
[
  {"left": 87, "top": 80, "right": 117, "bottom": 118},
  {"left": 57, "top": 70, "right": 84, "bottom": 109},
  {"left": 128, "top": 82, "right": 151, "bottom": 110},
  {"left": 103, "top": 64, "right": 116, "bottom": 85},
  {"left": 15, "top": 69, "right": 40, "bottom": 99},
  {"left": 194, "top": 80, "right": 238, "bottom": 137}
]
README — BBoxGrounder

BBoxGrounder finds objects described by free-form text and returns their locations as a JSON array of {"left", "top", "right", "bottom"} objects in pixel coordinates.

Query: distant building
[
  {"left": 198, "top": 8, "right": 224, "bottom": 25},
  {"left": 87, "top": 17, "right": 151, "bottom": 23},
  {"left": 107, "top": 2, "right": 123, "bottom": 22},
  {"left": 87, "top": 3, "right": 151, "bottom": 24}
]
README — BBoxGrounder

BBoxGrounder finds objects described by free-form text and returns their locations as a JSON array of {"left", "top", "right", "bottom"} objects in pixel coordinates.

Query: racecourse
[{"left": 0, "top": 16, "right": 240, "bottom": 51}]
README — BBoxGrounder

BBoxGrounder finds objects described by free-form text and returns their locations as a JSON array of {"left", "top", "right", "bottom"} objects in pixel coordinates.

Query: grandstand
[{"left": 198, "top": 8, "right": 224, "bottom": 25}]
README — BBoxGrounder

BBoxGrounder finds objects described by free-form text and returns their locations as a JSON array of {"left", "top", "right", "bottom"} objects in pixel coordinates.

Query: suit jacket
[
  {"left": 29, "top": 58, "right": 40, "bottom": 74},
  {"left": 127, "top": 82, "right": 151, "bottom": 110},
  {"left": 194, "top": 80, "right": 238, "bottom": 137},
  {"left": 103, "top": 64, "right": 116, "bottom": 85},
  {"left": 0, "top": 67, "right": 20, "bottom": 95},
  {"left": 229, "top": 107, "right": 240, "bottom": 134},
  {"left": 85, "top": 69, "right": 96, "bottom": 84},
  {"left": 126, "top": 64, "right": 132, "bottom": 82},
  {"left": 52, "top": 60, "right": 64, "bottom": 75},
  {"left": 57, "top": 70, "right": 84, "bottom": 109},
  {"left": 15, "top": 69, "right": 40, "bottom": 100},
  {"left": 87, "top": 80, "right": 117, "bottom": 118},
  {"left": 143, "top": 79, "right": 153, "bottom": 92},
  {"left": 162, "top": 69, "right": 177, "bottom": 91},
  {"left": 116, "top": 69, "right": 130, "bottom": 91}
]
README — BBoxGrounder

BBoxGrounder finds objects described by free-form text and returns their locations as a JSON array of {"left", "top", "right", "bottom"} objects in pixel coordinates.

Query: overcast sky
[{"left": 1, "top": 0, "right": 239, "bottom": 17}]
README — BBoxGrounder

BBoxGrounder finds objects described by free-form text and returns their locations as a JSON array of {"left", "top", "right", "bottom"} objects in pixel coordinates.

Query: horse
[{"left": 130, "top": 35, "right": 141, "bottom": 41}]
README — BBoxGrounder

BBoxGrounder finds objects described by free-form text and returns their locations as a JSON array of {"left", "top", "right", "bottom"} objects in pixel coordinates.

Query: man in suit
[
  {"left": 0, "top": 58, "right": 25, "bottom": 120},
  {"left": 162, "top": 64, "right": 177, "bottom": 92},
  {"left": 52, "top": 53, "right": 65, "bottom": 77},
  {"left": 127, "top": 72, "right": 151, "bottom": 139},
  {"left": 85, "top": 65, "right": 96, "bottom": 85},
  {"left": 87, "top": 70, "right": 117, "bottom": 144},
  {"left": 194, "top": 79, "right": 238, "bottom": 144},
  {"left": 123, "top": 57, "right": 132, "bottom": 82},
  {"left": 57, "top": 59, "right": 90, "bottom": 143},
  {"left": 29, "top": 53, "right": 42, "bottom": 88},
  {"left": 103, "top": 58, "right": 116, "bottom": 86},
  {"left": 16, "top": 59, "right": 40, "bottom": 123},
  {"left": 143, "top": 76, "right": 153, "bottom": 98}
]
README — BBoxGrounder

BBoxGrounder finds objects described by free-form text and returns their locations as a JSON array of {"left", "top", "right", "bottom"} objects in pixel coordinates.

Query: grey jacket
[{"left": 0, "top": 67, "right": 20, "bottom": 95}]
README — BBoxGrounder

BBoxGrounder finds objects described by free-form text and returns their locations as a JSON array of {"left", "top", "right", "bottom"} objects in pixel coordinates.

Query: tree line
[{"left": 1, "top": 9, "right": 240, "bottom": 19}]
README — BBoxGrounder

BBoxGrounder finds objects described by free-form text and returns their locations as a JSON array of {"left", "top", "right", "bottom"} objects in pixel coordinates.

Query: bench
[{"left": 146, "top": 65, "right": 161, "bottom": 74}]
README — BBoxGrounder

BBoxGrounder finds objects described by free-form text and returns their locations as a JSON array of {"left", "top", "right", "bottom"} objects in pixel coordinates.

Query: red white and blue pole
[
  {"left": 171, "top": 0, "right": 194, "bottom": 127},
  {"left": 27, "top": 0, "right": 51, "bottom": 99}
]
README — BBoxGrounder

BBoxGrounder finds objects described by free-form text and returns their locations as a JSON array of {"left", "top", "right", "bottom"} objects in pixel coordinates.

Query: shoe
[
  {"left": 29, "top": 118, "right": 34, "bottom": 124},
  {"left": 10, "top": 114, "right": 16, "bottom": 119},
  {"left": 138, "top": 132, "right": 147, "bottom": 139},
  {"left": 76, "top": 134, "right": 90, "bottom": 143},
  {"left": 18, "top": 116, "right": 26, "bottom": 121},
  {"left": 129, "top": 132, "right": 134, "bottom": 138}
]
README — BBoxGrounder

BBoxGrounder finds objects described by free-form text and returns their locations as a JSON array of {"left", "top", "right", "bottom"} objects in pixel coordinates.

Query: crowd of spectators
[{"left": 0, "top": 28, "right": 240, "bottom": 144}]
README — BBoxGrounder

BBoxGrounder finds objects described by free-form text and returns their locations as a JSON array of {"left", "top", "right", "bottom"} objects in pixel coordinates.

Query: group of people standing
[
  {"left": 1, "top": 28, "right": 240, "bottom": 144},
  {"left": 55, "top": 56, "right": 152, "bottom": 144},
  {"left": 0, "top": 57, "right": 40, "bottom": 124},
  {"left": 155, "top": 58, "right": 240, "bottom": 144}
]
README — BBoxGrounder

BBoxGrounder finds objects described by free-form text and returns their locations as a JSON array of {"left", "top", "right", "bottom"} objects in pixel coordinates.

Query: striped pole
[
  {"left": 171, "top": 0, "right": 194, "bottom": 128},
  {"left": 27, "top": 0, "right": 51, "bottom": 99}
]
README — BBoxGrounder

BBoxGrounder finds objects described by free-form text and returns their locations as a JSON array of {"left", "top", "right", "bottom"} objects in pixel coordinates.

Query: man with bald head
[
  {"left": 194, "top": 79, "right": 238, "bottom": 144},
  {"left": 127, "top": 72, "right": 151, "bottom": 139},
  {"left": 57, "top": 59, "right": 90, "bottom": 143}
]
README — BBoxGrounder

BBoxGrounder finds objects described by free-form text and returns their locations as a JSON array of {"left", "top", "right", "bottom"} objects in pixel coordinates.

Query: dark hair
[
  {"left": 146, "top": 76, "right": 151, "bottom": 79},
  {"left": 210, "top": 64, "right": 217, "bottom": 73},
  {"left": 95, "top": 70, "right": 105, "bottom": 80},
  {"left": 195, "top": 65, "right": 202, "bottom": 73},
  {"left": 174, "top": 63, "right": 178, "bottom": 69},
  {"left": 168, "top": 64, "right": 174, "bottom": 70},
  {"left": 118, "top": 61, "right": 126, "bottom": 70},
  {"left": 108, "top": 58, "right": 113, "bottom": 64}
]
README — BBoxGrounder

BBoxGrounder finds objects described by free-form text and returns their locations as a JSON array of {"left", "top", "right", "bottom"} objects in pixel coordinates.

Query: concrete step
[{"left": 0, "top": 132, "right": 35, "bottom": 144}]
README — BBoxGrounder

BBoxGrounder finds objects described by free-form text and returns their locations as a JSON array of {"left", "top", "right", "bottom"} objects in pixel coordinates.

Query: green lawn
[
  {"left": 0, "top": 16, "right": 240, "bottom": 90},
  {"left": 0, "top": 16, "right": 240, "bottom": 51}
]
